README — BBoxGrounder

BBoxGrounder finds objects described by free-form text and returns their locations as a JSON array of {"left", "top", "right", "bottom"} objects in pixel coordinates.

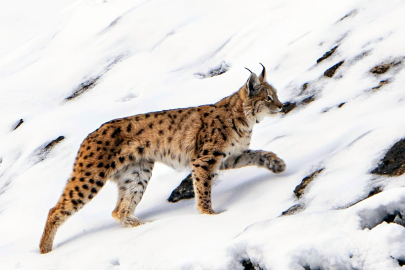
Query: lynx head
[{"left": 243, "top": 64, "right": 283, "bottom": 122}]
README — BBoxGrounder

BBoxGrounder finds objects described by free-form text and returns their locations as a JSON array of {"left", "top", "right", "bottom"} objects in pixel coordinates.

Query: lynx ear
[
  {"left": 258, "top": 62, "right": 266, "bottom": 82},
  {"left": 245, "top": 71, "right": 261, "bottom": 96}
]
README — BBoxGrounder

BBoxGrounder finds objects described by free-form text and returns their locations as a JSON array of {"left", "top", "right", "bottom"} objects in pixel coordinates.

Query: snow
[{"left": 1, "top": 0, "right": 405, "bottom": 269}]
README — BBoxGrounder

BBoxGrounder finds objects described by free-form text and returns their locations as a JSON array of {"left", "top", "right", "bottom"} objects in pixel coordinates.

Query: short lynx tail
[{"left": 39, "top": 205, "right": 67, "bottom": 254}]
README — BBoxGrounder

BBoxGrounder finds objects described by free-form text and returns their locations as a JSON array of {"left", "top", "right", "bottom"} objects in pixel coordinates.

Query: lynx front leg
[
  {"left": 191, "top": 153, "right": 223, "bottom": 215},
  {"left": 111, "top": 159, "right": 154, "bottom": 227},
  {"left": 220, "top": 150, "right": 286, "bottom": 173}
]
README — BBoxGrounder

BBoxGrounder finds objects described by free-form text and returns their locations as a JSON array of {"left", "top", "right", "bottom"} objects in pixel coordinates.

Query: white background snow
[{"left": 1, "top": 0, "right": 405, "bottom": 269}]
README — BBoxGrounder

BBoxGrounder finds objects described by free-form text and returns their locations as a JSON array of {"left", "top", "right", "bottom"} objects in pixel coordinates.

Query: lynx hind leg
[{"left": 111, "top": 159, "right": 154, "bottom": 227}]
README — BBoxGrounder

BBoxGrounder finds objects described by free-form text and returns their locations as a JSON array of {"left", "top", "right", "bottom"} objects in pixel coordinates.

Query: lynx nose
[{"left": 275, "top": 101, "right": 283, "bottom": 110}]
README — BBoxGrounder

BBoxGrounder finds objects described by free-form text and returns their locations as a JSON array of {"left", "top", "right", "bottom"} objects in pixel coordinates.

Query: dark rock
[
  {"left": 66, "top": 76, "right": 101, "bottom": 101},
  {"left": 44, "top": 136, "right": 65, "bottom": 151},
  {"left": 372, "top": 79, "right": 389, "bottom": 90},
  {"left": 241, "top": 259, "right": 264, "bottom": 270},
  {"left": 397, "top": 258, "right": 405, "bottom": 266},
  {"left": 168, "top": 174, "right": 195, "bottom": 203},
  {"left": 367, "top": 186, "right": 382, "bottom": 198},
  {"left": 35, "top": 136, "right": 65, "bottom": 163},
  {"left": 345, "top": 186, "right": 383, "bottom": 209},
  {"left": 324, "top": 61, "right": 344, "bottom": 78},
  {"left": 281, "top": 102, "right": 296, "bottom": 114},
  {"left": 301, "top": 82, "right": 309, "bottom": 92},
  {"left": 370, "top": 64, "right": 390, "bottom": 75},
  {"left": 195, "top": 63, "right": 229, "bottom": 78},
  {"left": 66, "top": 55, "right": 126, "bottom": 101},
  {"left": 371, "top": 60, "right": 402, "bottom": 75},
  {"left": 317, "top": 46, "right": 338, "bottom": 63},
  {"left": 294, "top": 169, "right": 324, "bottom": 199},
  {"left": 301, "top": 95, "right": 315, "bottom": 105},
  {"left": 338, "top": 102, "right": 346, "bottom": 108},
  {"left": 339, "top": 10, "right": 357, "bottom": 21},
  {"left": 281, "top": 204, "right": 303, "bottom": 216},
  {"left": 13, "top": 119, "right": 24, "bottom": 130},
  {"left": 371, "top": 139, "right": 405, "bottom": 176},
  {"left": 303, "top": 266, "right": 324, "bottom": 270}
]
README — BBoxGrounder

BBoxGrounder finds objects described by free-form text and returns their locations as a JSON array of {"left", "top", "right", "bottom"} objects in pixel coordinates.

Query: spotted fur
[{"left": 39, "top": 65, "right": 286, "bottom": 253}]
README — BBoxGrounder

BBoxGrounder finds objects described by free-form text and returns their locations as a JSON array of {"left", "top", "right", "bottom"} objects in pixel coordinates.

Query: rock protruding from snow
[
  {"left": 294, "top": 168, "right": 324, "bottom": 199},
  {"left": 195, "top": 62, "right": 229, "bottom": 78},
  {"left": 241, "top": 259, "right": 264, "bottom": 270},
  {"left": 371, "top": 138, "right": 405, "bottom": 176},
  {"left": 317, "top": 46, "right": 339, "bottom": 63},
  {"left": 281, "top": 102, "right": 296, "bottom": 115},
  {"left": 13, "top": 119, "right": 24, "bottom": 130},
  {"left": 324, "top": 61, "right": 344, "bottom": 78},
  {"left": 168, "top": 174, "right": 194, "bottom": 203},
  {"left": 281, "top": 204, "right": 304, "bottom": 216}
]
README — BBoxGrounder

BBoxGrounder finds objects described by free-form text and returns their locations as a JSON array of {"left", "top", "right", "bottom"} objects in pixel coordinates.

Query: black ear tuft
[
  {"left": 246, "top": 73, "right": 261, "bottom": 96},
  {"left": 258, "top": 63, "right": 266, "bottom": 82}
]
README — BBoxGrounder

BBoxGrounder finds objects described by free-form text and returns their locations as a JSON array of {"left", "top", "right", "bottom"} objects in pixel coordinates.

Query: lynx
[{"left": 40, "top": 64, "right": 286, "bottom": 254}]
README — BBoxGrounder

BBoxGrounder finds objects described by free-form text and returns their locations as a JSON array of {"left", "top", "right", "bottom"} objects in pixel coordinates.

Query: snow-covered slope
[{"left": 1, "top": 0, "right": 405, "bottom": 269}]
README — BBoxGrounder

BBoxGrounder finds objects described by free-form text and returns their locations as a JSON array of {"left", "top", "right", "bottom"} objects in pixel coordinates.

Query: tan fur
[{"left": 39, "top": 65, "right": 286, "bottom": 253}]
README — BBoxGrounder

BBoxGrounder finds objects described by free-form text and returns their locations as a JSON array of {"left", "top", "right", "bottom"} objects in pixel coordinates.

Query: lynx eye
[{"left": 267, "top": 95, "right": 273, "bottom": 102}]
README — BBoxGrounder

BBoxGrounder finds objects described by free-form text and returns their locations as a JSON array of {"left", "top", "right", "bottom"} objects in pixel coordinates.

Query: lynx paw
[
  {"left": 199, "top": 208, "right": 217, "bottom": 215},
  {"left": 262, "top": 153, "right": 286, "bottom": 174}
]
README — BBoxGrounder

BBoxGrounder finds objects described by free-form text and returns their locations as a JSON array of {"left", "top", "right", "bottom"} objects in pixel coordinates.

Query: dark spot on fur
[
  {"left": 111, "top": 127, "right": 122, "bottom": 138},
  {"left": 86, "top": 164, "right": 92, "bottom": 168},
  {"left": 80, "top": 178, "right": 85, "bottom": 182},
  {"left": 127, "top": 123, "right": 132, "bottom": 132},
  {"left": 213, "top": 150, "right": 226, "bottom": 157},
  {"left": 91, "top": 187, "right": 97, "bottom": 193},
  {"left": 149, "top": 123, "right": 153, "bottom": 129},
  {"left": 97, "top": 141, "right": 102, "bottom": 144},
  {"left": 72, "top": 200, "right": 78, "bottom": 206},
  {"left": 78, "top": 192, "right": 84, "bottom": 198},
  {"left": 96, "top": 181, "right": 104, "bottom": 187},
  {"left": 99, "top": 172, "right": 105, "bottom": 178},
  {"left": 159, "top": 130, "right": 164, "bottom": 135},
  {"left": 88, "top": 194, "right": 94, "bottom": 199},
  {"left": 201, "top": 165, "right": 208, "bottom": 171},
  {"left": 97, "top": 163, "right": 104, "bottom": 168},
  {"left": 85, "top": 172, "right": 91, "bottom": 176},
  {"left": 119, "top": 156, "right": 125, "bottom": 163},
  {"left": 82, "top": 184, "right": 89, "bottom": 190},
  {"left": 75, "top": 186, "right": 79, "bottom": 191},
  {"left": 98, "top": 155, "right": 103, "bottom": 160},
  {"left": 207, "top": 159, "right": 216, "bottom": 165},
  {"left": 111, "top": 161, "right": 116, "bottom": 169},
  {"left": 138, "top": 147, "right": 144, "bottom": 154},
  {"left": 89, "top": 179, "right": 94, "bottom": 183}
]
